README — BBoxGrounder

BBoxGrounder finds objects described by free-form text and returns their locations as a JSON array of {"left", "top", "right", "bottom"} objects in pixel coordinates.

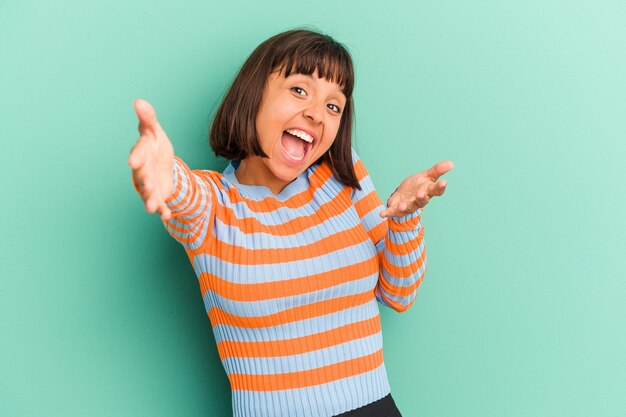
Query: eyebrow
[{"left": 289, "top": 73, "right": 346, "bottom": 95}]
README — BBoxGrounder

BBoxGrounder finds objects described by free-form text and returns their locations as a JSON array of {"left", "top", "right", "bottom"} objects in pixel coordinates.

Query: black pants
[{"left": 333, "top": 394, "right": 402, "bottom": 417}]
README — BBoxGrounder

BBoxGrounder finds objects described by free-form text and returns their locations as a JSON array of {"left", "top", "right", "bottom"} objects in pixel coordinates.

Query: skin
[
  {"left": 128, "top": 78, "right": 454, "bottom": 222},
  {"left": 128, "top": 99, "right": 174, "bottom": 222},
  {"left": 235, "top": 70, "right": 346, "bottom": 194},
  {"left": 378, "top": 160, "right": 454, "bottom": 218}
]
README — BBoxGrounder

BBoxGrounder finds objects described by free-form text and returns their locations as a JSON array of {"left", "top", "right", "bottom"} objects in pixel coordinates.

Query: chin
[{"left": 278, "top": 167, "right": 302, "bottom": 181}]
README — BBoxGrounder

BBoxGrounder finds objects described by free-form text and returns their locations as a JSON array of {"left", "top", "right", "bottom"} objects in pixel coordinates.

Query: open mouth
[{"left": 280, "top": 130, "right": 313, "bottom": 161}]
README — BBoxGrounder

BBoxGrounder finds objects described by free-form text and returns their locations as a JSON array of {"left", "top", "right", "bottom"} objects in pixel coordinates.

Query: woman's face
[{"left": 235, "top": 70, "right": 347, "bottom": 194}]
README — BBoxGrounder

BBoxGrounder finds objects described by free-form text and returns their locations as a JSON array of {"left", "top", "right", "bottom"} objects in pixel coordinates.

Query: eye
[
  {"left": 290, "top": 86, "right": 307, "bottom": 96},
  {"left": 327, "top": 103, "right": 342, "bottom": 114}
]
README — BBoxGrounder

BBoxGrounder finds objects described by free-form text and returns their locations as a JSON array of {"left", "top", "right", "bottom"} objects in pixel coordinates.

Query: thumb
[{"left": 134, "top": 98, "right": 161, "bottom": 134}]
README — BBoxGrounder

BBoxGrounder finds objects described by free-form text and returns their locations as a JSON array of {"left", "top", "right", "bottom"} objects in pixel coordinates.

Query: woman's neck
[{"left": 234, "top": 156, "right": 294, "bottom": 195}]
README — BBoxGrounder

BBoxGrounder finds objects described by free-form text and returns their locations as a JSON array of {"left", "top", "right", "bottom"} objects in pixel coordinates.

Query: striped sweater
[{"left": 161, "top": 147, "right": 426, "bottom": 417}]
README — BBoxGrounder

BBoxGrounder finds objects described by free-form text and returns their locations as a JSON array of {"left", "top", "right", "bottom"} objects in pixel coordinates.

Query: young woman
[{"left": 129, "top": 29, "right": 453, "bottom": 417}]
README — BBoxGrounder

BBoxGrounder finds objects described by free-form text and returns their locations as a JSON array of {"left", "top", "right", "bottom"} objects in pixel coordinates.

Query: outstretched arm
[
  {"left": 128, "top": 99, "right": 175, "bottom": 221},
  {"left": 350, "top": 148, "right": 453, "bottom": 312},
  {"left": 129, "top": 99, "right": 214, "bottom": 249}
]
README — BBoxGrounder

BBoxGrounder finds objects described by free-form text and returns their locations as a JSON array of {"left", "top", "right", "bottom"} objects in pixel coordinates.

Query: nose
[{"left": 303, "top": 101, "right": 324, "bottom": 124}]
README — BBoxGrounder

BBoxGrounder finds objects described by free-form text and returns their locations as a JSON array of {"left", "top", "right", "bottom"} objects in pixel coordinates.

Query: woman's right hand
[{"left": 128, "top": 99, "right": 174, "bottom": 222}]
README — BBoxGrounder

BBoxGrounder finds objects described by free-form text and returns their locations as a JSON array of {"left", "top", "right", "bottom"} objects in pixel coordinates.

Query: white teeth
[{"left": 286, "top": 129, "right": 314, "bottom": 143}]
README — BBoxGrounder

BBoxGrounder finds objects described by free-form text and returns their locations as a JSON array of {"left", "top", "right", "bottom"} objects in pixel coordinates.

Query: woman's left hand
[{"left": 379, "top": 160, "right": 455, "bottom": 218}]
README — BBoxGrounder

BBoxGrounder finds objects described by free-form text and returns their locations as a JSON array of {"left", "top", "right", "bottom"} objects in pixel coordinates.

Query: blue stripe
[
  {"left": 384, "top": 240, "right": 426, "bottom": 268},
  {"left": 378, "top": 284, "right": 418, "bottom": 307},
  {"left": 231, "top": 362, "right": 391, "bottom": 417},
  {"left": 214, "top": 178, "right": 345, "bottom": 227},
  {"left": 382, "top": 252, "right": 426, "bottom": 282},
  {"left": 210, "top": 207, "right": 362, "bottom": 249},
  {"left": 388, "top": 223, "right": 423, "bottom": 244},
  {"left": 360, "top": 206, "right": 385, "bottom": 232},
  {"left": 202, "top": 273, "right": 377, "bottom": 321},
  {"left": 192, "top": 240, "right": 378, "bottom": 283},
  {"left": 211, "top": 298, "right": 379, "bottom": 343},
  {"left": 164, "top": 211, "right": 211, "bottom": 249},
  {"left": 221, "top": 332, "right": 382, "bottom": 375}
]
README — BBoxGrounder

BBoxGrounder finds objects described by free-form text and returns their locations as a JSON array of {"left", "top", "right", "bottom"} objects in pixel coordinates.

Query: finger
[
  {"left": 416, "top": 194, "right": 431, "bottom": 208},
  {"left": 382, "top": 199, "right": 402, "bottom": 216},
  {"left": 380, "top": 208, "right": 400, "bottom": 218},
  {"left": 134, "top": 98, "right": 161, "bottom": 135},
  {"left": 380, "top": 206, "right": 394, "bottom": 217},
  {"left": 145, "top": 194, "right": 162, "bottom": 213},
  {"left": 132, "top": 169, "right": 147, "bottom": 195},
  {"left": 384, "top": 197, "right": 397, "bottom": 210},
  {"left": 142, "top": 177, "right": 152, "bottom": 191},
  {"left": 140, "top": 178, "right": 155, "bottom": 200},
  {"left": 426, "top": 180, "right": 448, "bottom": 197},
  {"left": 131, "top": 159, "right": 151, "bottom": 188},
  {"left": 380, "top": 208, "right": 412, "bottom": 218},
  {"left": 380, "top": 203, "right": 410, "bottom": 218},
  {"left": 159, "top": 203, "right": 172, "bottom": 222},
  {"left": 434, "top": 180, "right": 447, "bottom": 196},
  {"left": 425, "top": 160, "right": 455, "bottom": 181},
  {"left": 425, "top": 182, "right": 439, "bottom": 197},
  {"left": 128, "top": 136, "right": 153, "bottom": 169},
  {"left": 128, "top": 142, "right": 145, "bottom": 169}
]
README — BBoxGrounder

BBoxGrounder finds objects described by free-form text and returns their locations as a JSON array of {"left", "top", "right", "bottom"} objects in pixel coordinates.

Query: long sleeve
[
  {"left": 161, "top": 157, "right": 216, "bottom": 250},
  {"left": 349, "top": 148, "right": 427, "bottom": 312}
]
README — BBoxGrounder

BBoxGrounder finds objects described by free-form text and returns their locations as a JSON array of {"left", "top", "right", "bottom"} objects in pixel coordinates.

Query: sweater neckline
[{"left": 222, "top": 160, "right": 315, "bottom": 201}]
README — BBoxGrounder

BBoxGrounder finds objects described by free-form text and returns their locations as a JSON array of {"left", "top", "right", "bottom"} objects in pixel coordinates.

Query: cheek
[
  {"left": 255, "top": 110, "right": 278, "bottom": 147},
  {"left": 257, "top": 102, "right": 290, "bottom": 135},
  {"left": 319, "top": 131, "right": 338, "bottom": 155},
  {"left": 325, "top": 119, "right": 342, "bottom": 143}
]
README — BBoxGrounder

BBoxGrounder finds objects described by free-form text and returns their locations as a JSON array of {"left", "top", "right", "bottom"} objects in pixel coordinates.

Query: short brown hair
[{"left": 210, "top": 29, "right": 360, "bottom": 190}]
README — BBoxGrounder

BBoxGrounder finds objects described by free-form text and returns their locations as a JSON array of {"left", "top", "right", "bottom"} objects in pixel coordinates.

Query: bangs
[{"left": 272, "top": 41, "right": 354, "bottom": 97}]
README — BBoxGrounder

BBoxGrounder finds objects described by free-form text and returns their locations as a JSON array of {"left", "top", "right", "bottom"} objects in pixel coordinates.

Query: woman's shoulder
[{"left": 173, "top": 157, "right": 230, "bottom": 193}]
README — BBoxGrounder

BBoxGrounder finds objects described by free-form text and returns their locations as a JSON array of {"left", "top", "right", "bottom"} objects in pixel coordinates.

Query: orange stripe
[
  {"left": 168, "top": 158, "right": 199, "bottom": 209},
  {"left": 368, "top": 221, "right": 387, "bottom": 247},
  {"left": 168, "top": 212, "right": 210, "bottom": 246},
  {"left": 216, "top": 161, "right": 335, "bottom": 213},
  {"left": 354, "top": 190, "right": 382, "bottom": 219},
  {"left": 309, "top": 161, "right": 334, "bottom": 188},
  {"left": 382, "top": 244, "right": 426, "bottom": 279},
  {"left": 166, "top": 158, "right": 336, "bottom": 217},
  {"left": 389, "top": 212, "right": 422, "bottom": 232},
  {"left": 214, "top": 187, "right": 352, "bottom": 236},
  {"left": 353, "top": 159, "right": 368, "bottom": 182},
  {"left": 228, "top": 348, "right": 384, "bottom": 391},
  {"left": 217, "top": 315, "right": 381, "bottom": 359},
  {"left": 354, "top": 190, "right": 388, "bottom": 244},
  {"left": 199, "top": 258, "right": 377, "bottom": 302},
  {"left": 165, "top": 163, "right": 211, "bottom": 244},
  {"left": 376, "top": 283, "right": 419, "bottom": 312},
  {"left": 205, "top": 224, "right": 368, "bottom": 265},
  {"left": 166, "top": 180, "right": 216, "bottom": 243},
  {"left": 167, "top": 165, "right": 210, "bottom": 218},
  {"left": 386, "top": 225, "right": 425, "bottom": 256},
  {"left": 166, "top": 194, "right": 204, "bottom": 231},
  {"left": 208, "top": 290, "right": 373, "bottom": 328},
  {"left": 165, "top": 161, "right": 185, "bottom": 206},
  {"left": 378, "top": 264, "right": 425, "bottom": 299}
]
